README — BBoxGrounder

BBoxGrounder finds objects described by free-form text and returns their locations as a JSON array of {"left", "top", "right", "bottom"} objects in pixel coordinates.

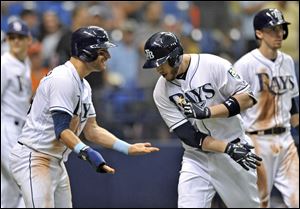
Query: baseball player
[
  {"left": 9, "top": 26, "right": 159, "bottom": 208},
  {"left": 1, "top": 20, "right": 32, "bottom": 208},
  {"left": 142, "top": 31, "right": 262, "bottom": 208},
  {"left": 234, "top": 8, "right": 299, "bottom": 208}
]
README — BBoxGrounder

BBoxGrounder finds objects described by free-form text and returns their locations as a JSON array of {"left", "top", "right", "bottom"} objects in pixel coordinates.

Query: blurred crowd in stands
[{"left": 1, "top": 1, "right": 299, "bottom": 143}]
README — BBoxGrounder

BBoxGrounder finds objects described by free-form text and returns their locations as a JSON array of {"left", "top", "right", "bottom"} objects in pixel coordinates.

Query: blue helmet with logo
[
  {"left": 7, "top": 20, "right": 31, "bottom": 37},
  {"left": 253, "top": 8, "right": 290, "bottom": 40},
  {"left": 71, "top": 26, "right": 116, "bottom": 62},
  {"left": 143, "top": 32, "right": 183, "bottom": 69}
]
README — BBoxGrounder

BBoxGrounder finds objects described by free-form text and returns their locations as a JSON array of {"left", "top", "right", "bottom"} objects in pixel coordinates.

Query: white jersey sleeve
[
  {"left": 48, "top": 73, "right": 77, "bottom": 116},
  {"left": 153, "top": 77, "right": 188, "bottom": 131},
  {"left": 212, "top": 56, "right": 252, "bottom": 98}
]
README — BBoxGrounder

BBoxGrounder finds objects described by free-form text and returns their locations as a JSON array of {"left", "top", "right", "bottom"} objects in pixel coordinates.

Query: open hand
[{"left": 128, "top": 142, "right": 160, "bottom": 155}]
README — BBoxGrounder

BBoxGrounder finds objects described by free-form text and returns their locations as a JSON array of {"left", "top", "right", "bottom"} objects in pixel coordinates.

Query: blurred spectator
[
  {"left": 190, "top": 2, "right": 234, "bottom": 57},
  {"left": 107, "top": 19, "right": 139, "bottom": 89},
  {"left": 114, "top": 2, "right": 146, "bottom": 23},
  {"left": 38, "top": 10, "right": 65, "bottom": 69},
  {"left": 55, "top": 4, "right": 92, "bottom": 65},
  {"left": 20, "top": 9, "right": 40, "bottom": 39},
  {"left": 135, "top": 1, "right": 164, "bottom": 89},
  {"left": 88, "top": 3, "right": 113, "bottom": 30},
  {"left": 27, "top": 41, "right": 49, "bottom": 95}
]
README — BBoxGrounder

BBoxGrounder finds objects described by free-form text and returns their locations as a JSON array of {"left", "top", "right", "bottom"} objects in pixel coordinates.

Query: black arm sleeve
[
  {"left": 173, "top": 121, "right": 208, "bottom": 150},
  {"left": 290, "top": 98, "right": 299, "bottom": 115}
]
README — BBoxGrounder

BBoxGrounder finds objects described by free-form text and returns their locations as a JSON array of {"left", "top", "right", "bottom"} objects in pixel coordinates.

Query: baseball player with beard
[
  {"left": 1, "top": 19, "right": 32, "bottom": 208},
  {"left": 142, "top": 31, "right": 262, "bottom": 208},
  {"left": 9, "top": 26, "right": 159, "bottom": 208},
  {"left": 234, "top": 8, "right": 299, "bottom": 208}
]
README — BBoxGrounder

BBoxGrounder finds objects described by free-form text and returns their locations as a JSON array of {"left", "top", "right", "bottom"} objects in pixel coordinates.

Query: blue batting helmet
[
  {"left": 253, "top": 8, "right": 290, "bottom": 40},
  {"left": 7, "top": 20, "right": 31, "bottom": 37},
  {"left": 71, "top": 26, "right": 116, "bottom": 62},
  {"left": 143, "top": 32, "right": 183, "bottom": 69}
]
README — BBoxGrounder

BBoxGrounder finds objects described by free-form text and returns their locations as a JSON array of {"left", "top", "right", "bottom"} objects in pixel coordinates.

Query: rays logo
[
  {"left": 145, "top": 49, "right": 154, "bottom": 60},
  {"left": 271, "top": 9, "right": 283, "bottom": 22}
]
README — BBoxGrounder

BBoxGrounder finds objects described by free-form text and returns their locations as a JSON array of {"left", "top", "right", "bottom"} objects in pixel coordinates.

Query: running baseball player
[
  {"left": 1, "top": 19, "right": 32, "bottom": 208},
  {"left": 142, "top": 31, "right": 262, "bottom": 208},
  {"left": 9, "top": 26, "right": 159, "bottom": 208},
  {"left": 234, "top": 8, "right": 299, "bottom": 208}
]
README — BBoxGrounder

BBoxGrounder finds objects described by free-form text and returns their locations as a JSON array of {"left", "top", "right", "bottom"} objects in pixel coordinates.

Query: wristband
[
  {"left": 112, "top": 139, "right": 130, "bottom": 155},
  {"left": 223, "top": 96, "right": 240, "bottom": 117},
  {"left": 74, "top": 142, "right": 88, "bottom": 154}
]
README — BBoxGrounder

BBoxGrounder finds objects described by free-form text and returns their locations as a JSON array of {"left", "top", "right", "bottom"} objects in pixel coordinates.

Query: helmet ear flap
[
  {"left": 79, "top": 49, "right": 98, "bottom": 62},
  {"left": 283, "top": 24, "right": 288, "bottom": 40},
  {"left": 168, "top": 46, "right": 183, "bottom": 68}
]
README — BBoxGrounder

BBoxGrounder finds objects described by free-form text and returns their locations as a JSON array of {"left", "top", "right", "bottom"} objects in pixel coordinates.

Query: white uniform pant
[
  {"left": 9, "top": 143, "right": 72, "bottom": 208},
  {"left": 249, "top": 131, "right": 299, "bottom": 208},
  {"left": 178, "top": 148, "right": 260, "bottom": 208},
  {"left": 1, "top": 117, "right": 25, "bottom": 208}
]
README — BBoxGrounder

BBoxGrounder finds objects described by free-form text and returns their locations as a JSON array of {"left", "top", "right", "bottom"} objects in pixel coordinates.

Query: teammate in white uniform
[
  {"left": 1, "top": 20, "right": 32, "bottom": 208},
  {"left": 234, "top": 8, "right": 299, "bottom": 208},
  {"left": 9, "top": 26, "right": 159, "bottom": 208},
  {"left": 142, "top": 32, "right": 262, "bottom": 208}
]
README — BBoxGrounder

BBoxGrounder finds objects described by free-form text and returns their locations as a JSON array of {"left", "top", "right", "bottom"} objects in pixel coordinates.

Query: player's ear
[{"left": 255, "top": 30, "right": 263, "bottom": 40}]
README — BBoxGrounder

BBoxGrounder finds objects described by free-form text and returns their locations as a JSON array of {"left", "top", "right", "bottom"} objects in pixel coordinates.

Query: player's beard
[
  {"left": 90, "top": 53, "right": 110, "bottom": 72},
  {"left": 166, "top": 67, "right": 179, "bottom": 81}
]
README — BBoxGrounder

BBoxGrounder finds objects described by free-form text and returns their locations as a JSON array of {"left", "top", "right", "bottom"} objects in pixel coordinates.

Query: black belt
[{"left": 247, "top": 127, "right": 286, "bottom": 135}]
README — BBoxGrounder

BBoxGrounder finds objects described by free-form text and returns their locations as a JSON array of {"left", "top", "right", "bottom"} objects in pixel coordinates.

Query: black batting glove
[
  {"left": 183, "top": 101, "right": 211, "bottom": 119},
  {"left": 225, "top": 138, "right": 262, "bottom": 171}
]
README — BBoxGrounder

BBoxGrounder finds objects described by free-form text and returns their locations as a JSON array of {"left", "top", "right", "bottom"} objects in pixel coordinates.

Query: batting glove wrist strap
[
  {"left": 112, "top": 139, "right": 130, "bottom": 155},
  {"left": 183, "top": 102, "right": 211, "bottom": 119},
  {"left": 74, "top": 142, "right": 88, "bottom": 154}
]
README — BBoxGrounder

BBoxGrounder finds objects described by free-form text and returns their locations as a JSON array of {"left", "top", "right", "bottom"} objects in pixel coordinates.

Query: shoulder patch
[{"left": 228, "top": 68, "right": 241, "bottom": 79}]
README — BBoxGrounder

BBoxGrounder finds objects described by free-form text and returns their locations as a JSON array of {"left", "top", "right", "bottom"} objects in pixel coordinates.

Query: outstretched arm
[
  {"left": 83, "top": 117, "right": 159, "bottom": 155},
  {"left": 51, "top": 111, "right": 114, "bottom": 173}
]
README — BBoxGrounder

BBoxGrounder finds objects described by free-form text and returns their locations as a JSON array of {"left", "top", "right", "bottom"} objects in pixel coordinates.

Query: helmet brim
[{"left": 142, "top": 56, "right": 169, "bottom": 69}]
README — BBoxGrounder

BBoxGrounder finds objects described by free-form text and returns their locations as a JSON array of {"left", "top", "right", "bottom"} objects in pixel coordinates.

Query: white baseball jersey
[
  {"left": 18, "top": 61, "right": 96, "bottom": 161},
  {"left": 234, "top": 49, "right": 299, "bottom": 208},
  {"left": 154, "top": 54, "right": 253, "bottom": 143},
  {"left": 1, "top": 52, "right": 31, "bottom": 208},
  {"left": 234, "top": 49, "right": 299, "bottom": 132},
  {"left": 153, "top": 54, "right": 260, "bottom": 207},
  {"left": 1, "top": 52, "right": 31, "bottom": 121},
  {"left": 9, "top": 61, "right": 96, "bottom": 207}
]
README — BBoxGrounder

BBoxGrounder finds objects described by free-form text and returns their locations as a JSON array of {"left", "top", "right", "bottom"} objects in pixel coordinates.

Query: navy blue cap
[{"left": 7, "top": 20, "right": 31, "bottom": 37}]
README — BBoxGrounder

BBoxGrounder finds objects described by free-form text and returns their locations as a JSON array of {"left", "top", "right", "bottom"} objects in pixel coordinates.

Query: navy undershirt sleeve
[
  {"left": 51, "top": 110, "right": 72, "bottom": 139},
  {"left": 173, "top": 121, "right": 208, "bottom": 149}
]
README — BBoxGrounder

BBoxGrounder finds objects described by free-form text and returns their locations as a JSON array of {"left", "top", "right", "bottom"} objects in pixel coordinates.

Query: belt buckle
[{"left": 257, "top": 130, "right": 265, "bottom": 136}]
